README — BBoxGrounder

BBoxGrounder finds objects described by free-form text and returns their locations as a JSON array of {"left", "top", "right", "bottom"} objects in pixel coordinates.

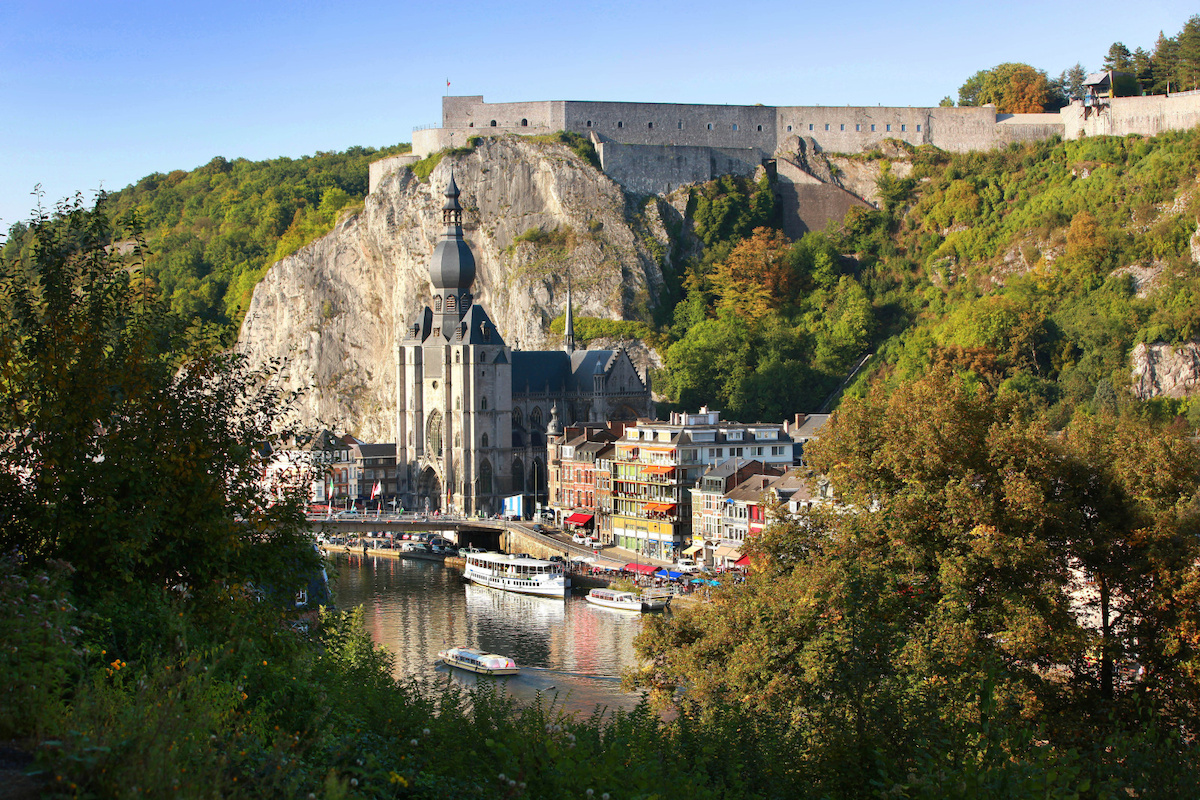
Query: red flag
[
  {"left": 371, "top": 481, "right": 381, "bottom": 499},
  {"left": 446, "top": 79, "right": 451, "bottom": 88}
]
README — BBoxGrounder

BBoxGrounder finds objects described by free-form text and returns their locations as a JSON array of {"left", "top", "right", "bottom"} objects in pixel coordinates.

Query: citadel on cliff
[{"left": 372, "top": 93, "right": 1200, "bottom": 235}]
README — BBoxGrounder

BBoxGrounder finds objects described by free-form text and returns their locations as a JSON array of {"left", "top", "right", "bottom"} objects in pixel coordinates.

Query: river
[{"left": 330, "top": 552, "right": 655, "bottom": 716}]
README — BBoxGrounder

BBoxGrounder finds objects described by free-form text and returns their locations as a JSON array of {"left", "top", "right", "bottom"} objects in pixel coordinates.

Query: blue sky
[{"left": 2, "top": 0, "right": 1196, "bottom": 234}]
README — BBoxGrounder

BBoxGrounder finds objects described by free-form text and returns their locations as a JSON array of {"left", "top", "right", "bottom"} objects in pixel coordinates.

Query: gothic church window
[
  {"left": 454, "top": 432, "right": 461, "bottom": 448},
  {"left": 521, "top": 118, "right": 528, "bottom": 127},
  {"left": 482, "top": 397, "right": 488, "bottom": 411},
  {"left": 480, "top": 459, "right": 493, "bottom": 495},
  {"left": 482, "top": 433, "right": 489, "bottom": 447},
  {"left": 530, "top": 407, "right": 543, "bottom": 429},
  {"left": 427, "top": 411, "right": 443, "bottom": 458}
]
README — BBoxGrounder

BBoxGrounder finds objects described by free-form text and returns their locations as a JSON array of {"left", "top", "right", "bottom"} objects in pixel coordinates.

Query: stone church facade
[{"left": 395, "top": 175, "right": 653, "bottom": 516}]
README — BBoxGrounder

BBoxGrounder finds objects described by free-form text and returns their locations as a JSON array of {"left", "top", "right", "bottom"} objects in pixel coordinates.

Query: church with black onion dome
[{"left": 396, "top": 173, "right": 653, "bottom": 516}]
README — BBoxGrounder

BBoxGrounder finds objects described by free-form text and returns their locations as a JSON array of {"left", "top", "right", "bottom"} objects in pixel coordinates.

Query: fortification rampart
[
  {"left": 418, "top": 97, "right": 1083, "bottom": 160},
  {"left": 596, "top": 141, "right": 762, "bottom": 196},
  {"left": 1059, "top": 93, "right": 1200, "bottom": 139},
  {"left": 369, "top": 154, "right": 420, "bottom": 194},
  {"left": 390, "top": 95, "right": 1200, "bottom": 212}
]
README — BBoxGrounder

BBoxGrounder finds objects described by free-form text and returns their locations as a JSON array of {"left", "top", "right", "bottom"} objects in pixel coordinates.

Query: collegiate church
[{"left": 395, "top": 174, "right": 653, "bottom": 515}]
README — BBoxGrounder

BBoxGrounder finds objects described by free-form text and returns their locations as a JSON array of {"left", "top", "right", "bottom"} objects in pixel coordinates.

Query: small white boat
[
  {"left": 438, "top": 646, "right": 519, "bottom": 676},
  {"left": 585, "top": 587, "right": 672, "bottom": 612}
]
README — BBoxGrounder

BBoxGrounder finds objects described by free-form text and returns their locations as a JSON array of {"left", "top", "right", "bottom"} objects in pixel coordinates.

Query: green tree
[
  {"left": 1103, "top": 42, "right": 1134, "bottom": 71},
  {"left": 1063, "top": 62, "right": 1089, "bottom": 102},
  {"left": 0, "top": 195, "right": 318, "bottom": 620}
]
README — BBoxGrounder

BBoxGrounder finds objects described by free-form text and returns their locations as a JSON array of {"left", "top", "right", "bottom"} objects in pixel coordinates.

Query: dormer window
[
  {"left": 446, "top": 295, "right": 457, "bottom": 313},
  {"left": 434, "top": 296, "right": 442, "bottom": 312}
]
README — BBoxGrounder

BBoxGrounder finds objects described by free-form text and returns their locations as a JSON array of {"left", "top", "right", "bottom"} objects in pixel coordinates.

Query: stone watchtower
[{"left": 396, "top": 172, "right": 514, "bottom": 515}]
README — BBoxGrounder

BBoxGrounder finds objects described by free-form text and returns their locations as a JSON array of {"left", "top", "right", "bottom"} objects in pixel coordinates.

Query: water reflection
[{"left": 331, "top": 552, "right": 651, "bottom": 715}]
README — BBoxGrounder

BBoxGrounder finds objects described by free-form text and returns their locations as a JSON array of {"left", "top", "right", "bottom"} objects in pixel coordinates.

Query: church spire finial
[{"left": 563, "top": 276, "right": 575, "bottom": 354}]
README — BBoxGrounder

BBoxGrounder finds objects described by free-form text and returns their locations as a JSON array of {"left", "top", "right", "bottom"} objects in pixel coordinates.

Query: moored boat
[
  {"left": 463, "top": 551, "right": 569, "bottom": 597},
  {"left": 585, "top": 587, "right": 672, "bottom": 612},
  {"left": 438, "top": 646, "right": 519, "bottom": 675}
]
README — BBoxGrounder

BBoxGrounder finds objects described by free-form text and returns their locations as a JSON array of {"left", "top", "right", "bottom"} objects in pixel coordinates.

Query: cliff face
[
  {"left": 236, "top": 138, "right": 669, "bottom": 441},
  {"left": 1131, "top": 342, "right": 1200, "bottom": 400}
]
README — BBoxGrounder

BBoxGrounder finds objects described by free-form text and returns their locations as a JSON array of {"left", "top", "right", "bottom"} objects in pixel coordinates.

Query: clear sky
[{"left": 2, "top": 0, "right": 1196, "bottom": 235}]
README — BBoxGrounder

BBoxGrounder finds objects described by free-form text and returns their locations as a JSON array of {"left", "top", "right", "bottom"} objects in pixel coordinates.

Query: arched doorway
[{"left": 417, "top": 466, "right": 442, "bottom": 513}]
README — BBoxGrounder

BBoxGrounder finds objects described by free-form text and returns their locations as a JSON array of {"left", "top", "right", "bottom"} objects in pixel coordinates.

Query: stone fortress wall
[{"left": 376, "top": 94, "right": 1200, "bottom": 225}]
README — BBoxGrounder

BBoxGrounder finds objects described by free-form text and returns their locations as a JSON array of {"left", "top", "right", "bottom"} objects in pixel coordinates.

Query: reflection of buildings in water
[
  {"left": 559, "top": 598, "right": 643, "bottom": 677},
  {"left": 335, "top": 554, "right": 469, "bottom": 679},
  {"left": 463, "top": 582, "right": 567, "bottom": 625},
  {"left": 463, "top": 583, "right": 565, "bottom": 665}
]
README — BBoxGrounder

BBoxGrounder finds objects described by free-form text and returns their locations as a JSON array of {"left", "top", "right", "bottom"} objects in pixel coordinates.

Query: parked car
[
  {"left": 571, "top": 533, "right": 589, "bottom": 545},
  {"left": 674, "top": 558, "right": 701, "bottom": 573}
]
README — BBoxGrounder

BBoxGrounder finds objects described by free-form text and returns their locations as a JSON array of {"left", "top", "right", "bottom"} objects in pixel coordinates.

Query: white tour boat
[
  {"left": 463, "top": 551, "right": 569, "bottom": 597},
  {"left": 438, "top": 646, "right": 519, "bottom": 676},
  {"left": 585, "top": 587, "right": 672, "bottom": 612}
]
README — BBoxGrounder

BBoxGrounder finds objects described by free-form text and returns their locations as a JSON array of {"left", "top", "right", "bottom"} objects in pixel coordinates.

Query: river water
[{"left": 330, "top": 552, "right": 654, "bottom": 716}]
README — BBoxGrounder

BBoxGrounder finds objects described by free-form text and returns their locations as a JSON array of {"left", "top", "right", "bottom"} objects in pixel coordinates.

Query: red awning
[
  {"left": 624, "top": 563, "right": 657, "bottom": 575},
  {"left": 734, "top": 554, "right": 751, "bottom": 567},
  {"left": 565, "top": 513, "right": 594, "bottom": 526}
]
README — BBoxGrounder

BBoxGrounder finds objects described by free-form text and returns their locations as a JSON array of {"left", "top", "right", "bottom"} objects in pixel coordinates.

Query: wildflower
[
  {"left": 498, "top": 773, "right": 507, "bottom": 782},
  {"left": 350, "top": 778, "right": 358, "bottom": 787},
  {"left": 587, "top": 790, "right": 594, "bottom": 797},
  {"left": 410, "top": 738, "right": 418, "bottom": 746},
  {"left": 508, "top": 779, "right": 516, "bottom": 787},
  {"left": 422, "top": 728, "right": 430, "bottom": 736}
]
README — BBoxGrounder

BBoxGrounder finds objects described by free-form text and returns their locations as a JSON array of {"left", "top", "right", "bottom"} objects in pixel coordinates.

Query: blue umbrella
[{"left": 655, "top": 569, "right": 683, "bottom": 579}]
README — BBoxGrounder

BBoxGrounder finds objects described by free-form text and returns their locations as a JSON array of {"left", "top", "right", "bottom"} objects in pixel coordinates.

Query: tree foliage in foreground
[
  {"left": 0, "top": 194, "right": 318, "bottom": 623},
  {"left": 631, "top": 368, "right": 1200, "bottom": 796}
]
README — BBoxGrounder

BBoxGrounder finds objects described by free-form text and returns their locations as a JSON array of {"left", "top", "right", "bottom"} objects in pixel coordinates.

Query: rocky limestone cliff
[
  {"left": 237, "top": 137, "right": 669, "bottom": 441},
  {"left": 1131, "top": 341, "right": 1200, "bottom": 400}
]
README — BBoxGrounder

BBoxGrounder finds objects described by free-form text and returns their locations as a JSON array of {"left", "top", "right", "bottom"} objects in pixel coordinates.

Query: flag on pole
[
  {"left": 371, "top": 481, "right": 381, "bottom": 499},
  {"left": 446, "top": 78, "right": 450, "bottom": 87}
]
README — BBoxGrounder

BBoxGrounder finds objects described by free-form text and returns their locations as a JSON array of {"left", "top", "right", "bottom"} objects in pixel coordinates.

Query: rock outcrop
[
  {"left": 237, "top": 137, "right": 669, "bottom": 441},
  {"left": 1131, "top": 341, "right": 1200, "bottom": 400}
]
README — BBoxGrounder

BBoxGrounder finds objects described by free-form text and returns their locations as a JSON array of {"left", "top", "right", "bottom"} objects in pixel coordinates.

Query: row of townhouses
[
  {"left": 547, "top": 408, "right": 831, "bottom": 566},
  {"left": 268, "top": 431, "right": 401, "bottom": 509}
]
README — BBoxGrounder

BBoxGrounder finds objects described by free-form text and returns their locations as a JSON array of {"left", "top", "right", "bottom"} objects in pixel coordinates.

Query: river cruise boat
[
  {"left": 437, "top": 646, "right": 519, "bottom": 676},
  {"left": 463, "top": 551, "right": 569, "bottom": 597},
  {"left": 585, "top": 587, "right": 672, "bottom": 612}
]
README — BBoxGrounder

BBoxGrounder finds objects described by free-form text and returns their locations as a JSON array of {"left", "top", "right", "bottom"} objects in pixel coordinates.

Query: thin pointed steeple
[{"left": 563, "top": 277, "right": 575, "bottom": 354}]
